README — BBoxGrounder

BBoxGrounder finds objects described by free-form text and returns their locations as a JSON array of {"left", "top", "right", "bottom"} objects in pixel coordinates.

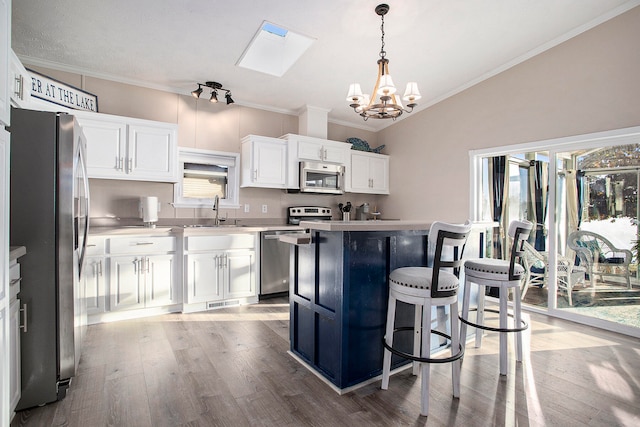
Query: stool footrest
[
  {"left": 459, "top": 308, "right": 528, "bottom": 333},
  {"left": 383, "top": 327, "right": 464, "bottom": 364}
]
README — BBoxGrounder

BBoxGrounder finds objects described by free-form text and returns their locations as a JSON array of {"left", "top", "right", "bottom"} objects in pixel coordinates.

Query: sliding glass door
[{"left": 470, "top": 129, "right": 640, "bottom": 337}]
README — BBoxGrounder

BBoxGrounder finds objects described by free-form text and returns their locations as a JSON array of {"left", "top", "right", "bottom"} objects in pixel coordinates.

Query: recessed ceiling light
[{"left": 237, "top": 21, "right": 315, "bottom": 77}]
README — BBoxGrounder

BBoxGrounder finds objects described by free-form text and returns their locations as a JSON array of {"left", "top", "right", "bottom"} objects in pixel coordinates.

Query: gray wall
[{"left": 378, "top": 6, "right": 640, "bottom": 222}]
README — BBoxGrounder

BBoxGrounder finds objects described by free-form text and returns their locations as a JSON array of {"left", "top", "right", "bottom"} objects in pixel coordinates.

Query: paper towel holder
[{"left": 139, "top": 196, "right": 160, "bottom": 228}]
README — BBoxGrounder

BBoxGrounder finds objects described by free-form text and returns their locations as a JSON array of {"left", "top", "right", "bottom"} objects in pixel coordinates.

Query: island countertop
[{"left": 299, "top": 220, "right": 432, "bottom": 232}]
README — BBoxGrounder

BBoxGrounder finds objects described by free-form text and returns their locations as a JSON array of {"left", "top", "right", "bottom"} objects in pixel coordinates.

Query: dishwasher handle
[{"left": 263, "top": 232, "right": 306, "bottom": 240}]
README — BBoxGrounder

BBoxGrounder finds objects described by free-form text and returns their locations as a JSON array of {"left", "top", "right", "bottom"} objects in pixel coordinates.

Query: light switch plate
[{"left": 244, "top": 204, "right": 250, "bottom": 213}]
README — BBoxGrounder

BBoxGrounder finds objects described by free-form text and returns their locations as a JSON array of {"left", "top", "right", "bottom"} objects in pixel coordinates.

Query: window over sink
[{"left": 173, "top": 147, "right": 240, "bottom": 208}]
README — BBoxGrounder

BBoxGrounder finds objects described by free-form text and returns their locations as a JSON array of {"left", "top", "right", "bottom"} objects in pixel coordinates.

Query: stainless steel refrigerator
[{"left": 9, "top": 107, "right": 90, "bottom": 410}]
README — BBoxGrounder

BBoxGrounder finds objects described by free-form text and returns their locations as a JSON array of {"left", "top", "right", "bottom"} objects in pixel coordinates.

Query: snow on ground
[{"left": 581, "top": 216, "right": 637, "bottom": 251}]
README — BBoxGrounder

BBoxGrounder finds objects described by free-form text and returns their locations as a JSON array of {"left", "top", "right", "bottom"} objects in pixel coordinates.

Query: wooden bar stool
[
  {"left": 381, "top": 221, "right": 471, "bottom": 417},
  {"left": 459, "top": 220, "right": 533, "bottom": 376}
]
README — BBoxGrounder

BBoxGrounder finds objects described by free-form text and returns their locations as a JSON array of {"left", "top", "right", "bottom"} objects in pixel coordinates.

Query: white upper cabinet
[
  {"left": 128, "top": 123, "right": 177, "bottom": 181},
  {"left": 75, "top": 112, "right": 178, "bottom": 182},
  {"left": 284, "top": 133, "right": 349, "bottom": 164},
  {"left": 241, "top": 135, "right": 287, "bottom": 188},
  {"left": 281, "top": 133, "right": 350, "bottom": 189},
  {"left": 77, "top": 116, "right": 127, "bottom": 176},
  {"left": 0, "top": 0, "right": 11, "bottom": 126},
  {"left": 346, "top": 151, "right": 390, "bottom": 194},
  {"left": 9, "top": 50, "right": 31, "bottom": 108}
]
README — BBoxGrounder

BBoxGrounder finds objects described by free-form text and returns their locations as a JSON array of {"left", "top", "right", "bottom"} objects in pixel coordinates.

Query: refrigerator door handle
[{"left": 77, "top": 141, "right": 91, "bottom": 277}]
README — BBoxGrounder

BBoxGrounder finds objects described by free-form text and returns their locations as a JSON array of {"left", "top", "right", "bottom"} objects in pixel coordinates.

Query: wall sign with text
[{"left": 28, "top": 69, "right": 99, "bottom": 112}]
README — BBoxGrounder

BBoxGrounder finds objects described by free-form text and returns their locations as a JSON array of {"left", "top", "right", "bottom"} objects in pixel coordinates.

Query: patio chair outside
[
  {"left": 521, "top": 241, "right": 586, "bottom": 306},
  {"left": 567, "top": 230, "right": 633, "bottom": 289}
]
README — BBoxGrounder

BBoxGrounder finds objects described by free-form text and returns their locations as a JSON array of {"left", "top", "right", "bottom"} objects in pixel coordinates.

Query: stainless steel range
[{"left": 287, "top": 206, "right": 333, "bottom": 225}]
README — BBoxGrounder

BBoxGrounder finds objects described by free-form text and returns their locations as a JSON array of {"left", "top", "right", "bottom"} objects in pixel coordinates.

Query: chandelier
[{"left": 346, "top": 4, "right": 421, "bottom": 120}]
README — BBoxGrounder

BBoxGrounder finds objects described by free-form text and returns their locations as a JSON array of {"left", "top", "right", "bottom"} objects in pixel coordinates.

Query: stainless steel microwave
[{"left": 299, "top": 161, "right": 345, "bottom": 194}]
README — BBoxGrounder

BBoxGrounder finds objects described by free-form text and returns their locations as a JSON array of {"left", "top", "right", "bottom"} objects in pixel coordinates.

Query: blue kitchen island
[{"left": 286, "top": 220, "right": 434, "bottom": 392}]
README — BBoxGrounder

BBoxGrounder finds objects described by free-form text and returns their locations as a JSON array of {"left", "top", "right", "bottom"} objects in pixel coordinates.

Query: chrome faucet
[{"left": 212, "top": 195, "right": 220, "bottom": 226}]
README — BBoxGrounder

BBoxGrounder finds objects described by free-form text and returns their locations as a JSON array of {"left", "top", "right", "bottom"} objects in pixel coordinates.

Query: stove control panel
[
  {"left": 287, "top": 206, "right": 333, "bottom": 224},
  {"left": 288, "top": 206, "right": 332, "bottom": 217}
]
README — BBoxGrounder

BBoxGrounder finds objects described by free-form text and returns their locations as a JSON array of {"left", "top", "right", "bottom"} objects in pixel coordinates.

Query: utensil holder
[{"left": 342, "top": 212, "right": 350, "bottom": 221}]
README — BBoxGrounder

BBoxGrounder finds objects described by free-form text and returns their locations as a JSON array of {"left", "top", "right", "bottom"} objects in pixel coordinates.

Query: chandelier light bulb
[
  {"left": 402, "top": 82, "right": 422, "bottom": 105},
  {"left": 346, "top": 83, "right": 364, "bottom": 104},
  {"left": 377, "top": 75, "right": 396, "bottom": 96}
]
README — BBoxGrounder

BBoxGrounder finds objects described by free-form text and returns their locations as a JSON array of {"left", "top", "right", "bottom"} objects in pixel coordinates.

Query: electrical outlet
[
  {"left": 261, "top": 204, "right": 268, "bottom": 213},
  {"left": 244, "top": 204, "right": 250, "bottom": 213}
]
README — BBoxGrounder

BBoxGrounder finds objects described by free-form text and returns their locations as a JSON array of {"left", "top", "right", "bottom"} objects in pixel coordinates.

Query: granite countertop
[
  {"left": 10, "top": 246, "right": 27, "bottom": 261},
  {"left": 89, "top": 224, "right": 303, "bottom": 236},
  {"left": 299, "top": 220, "right": 432, "bottom": 232}
]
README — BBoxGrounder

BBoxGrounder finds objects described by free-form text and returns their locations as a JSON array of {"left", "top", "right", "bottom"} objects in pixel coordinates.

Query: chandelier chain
[{"left": 379, "top": 14, "right": 386, "bottom": 60}]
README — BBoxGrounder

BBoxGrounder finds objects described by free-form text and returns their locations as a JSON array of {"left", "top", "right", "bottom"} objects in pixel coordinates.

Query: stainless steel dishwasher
[
  {"left": 260, "top": 230, "right": 301, "bottom": 298},
  {"left": 260, "top": 206, "right": 333, "bottom": 298}
]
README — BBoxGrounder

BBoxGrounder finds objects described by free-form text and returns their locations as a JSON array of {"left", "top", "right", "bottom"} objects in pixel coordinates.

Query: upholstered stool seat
[
  {"left": 459, "top": 220, "right": 533, "bottom": 376},
  {"left": 381, "top": 221, "right": 471, "bottom": 417},
  {"left": 389, "top": 267, "right": 459, "bottom": 291},
  {"left": 464, "top": 258, "right": 526, "bottom": 280}
]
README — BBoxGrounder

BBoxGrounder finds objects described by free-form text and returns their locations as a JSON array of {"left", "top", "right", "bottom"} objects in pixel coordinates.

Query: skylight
[{"left": 237, "top": 21, "right": 315, "bottom": 77}]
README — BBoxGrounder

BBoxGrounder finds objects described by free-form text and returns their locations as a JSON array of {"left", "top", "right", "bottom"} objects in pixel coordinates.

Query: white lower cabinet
[
  {"left": 9, "top": 299, "right": 20, "bottom": 413},
  {"left": 84, "top": 231, "right": 258, "bottom": 319},
  {"left": 184, "top": 233, "right": 257, "bottom": 311},
  {"left": 9, "top": 253, "right": 23, "bottom": 417},
  {"left": 110, "top": 253, "right": 178, "bottom": 311},
  {"left": 0, "top": 307, "right": 7, "bottom": 425},
  {"left": 187, "top": 253, "right": 223, "bottom": 303},
  {"left": 187, "top": 250, "right": 254, "bottom": 303},
  {"left": 85, "top": 234, "right": 181, "bottom": 323},
  {"left": 83, "top": 257, "right": 105, "bottom": 315}
]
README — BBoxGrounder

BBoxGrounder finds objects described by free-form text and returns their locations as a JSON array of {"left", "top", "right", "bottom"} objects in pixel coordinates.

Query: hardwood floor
[{"left": 11, "top": 298, "right": 640, "bottom": 426}]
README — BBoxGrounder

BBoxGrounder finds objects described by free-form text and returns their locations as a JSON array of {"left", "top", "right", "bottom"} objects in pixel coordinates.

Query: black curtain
[
  {"left": 530, "top": 160, "right": 549, "bottom": 251},
  {"left": 491, "top": 156, "right": 507, "bottom": 259},
  {"left": 576, "top": 170, "right": 585, "bottom": 227}
]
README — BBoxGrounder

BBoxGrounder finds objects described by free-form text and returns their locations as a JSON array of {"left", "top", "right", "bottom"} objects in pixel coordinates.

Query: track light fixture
[
  {"left": 191, "top": 84, "right": 203, "bottom": 98},
  {"left": 191, "top": 81, "right": 235, "bottom": 105}
]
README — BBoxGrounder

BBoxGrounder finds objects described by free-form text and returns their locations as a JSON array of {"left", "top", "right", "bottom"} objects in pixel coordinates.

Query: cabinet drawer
[
  {"left": 9, "top": 261, "right": 20, "bottom": 282},
  {"left": 85, "top": 237, "right": 105, "bottom": 256},
  {"left": 187, "top": 234, "right": 256, "bottom": 252},
  {"left": 10, "top": 262, "right": 21, "bottom": 300},
  {"left": 108, "top": 236, "right": 176, "bottom": 254}
]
